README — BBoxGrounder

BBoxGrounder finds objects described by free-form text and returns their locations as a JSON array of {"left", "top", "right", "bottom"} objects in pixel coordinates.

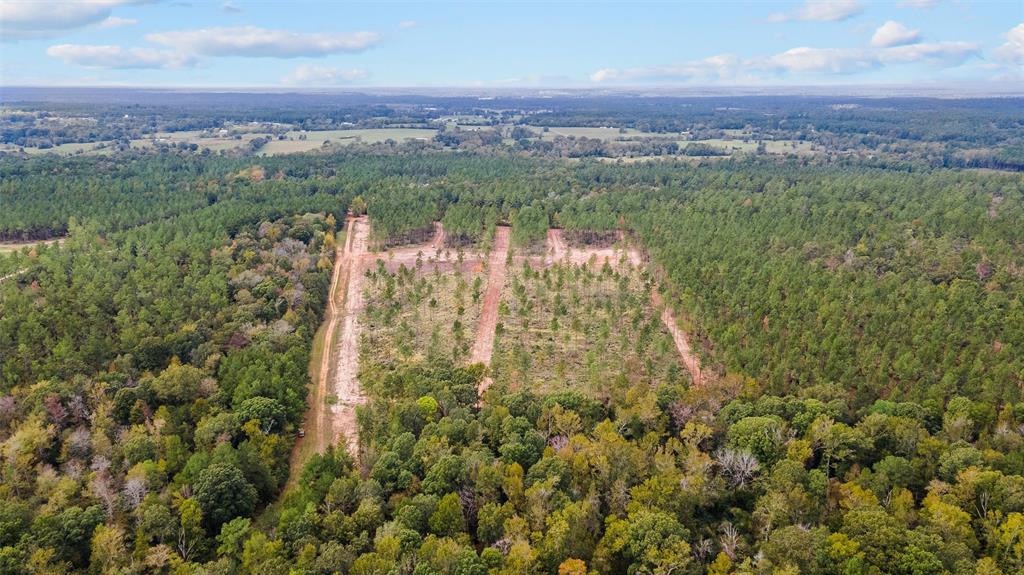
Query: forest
[{"left": 0, "top": 100, "right": 1023, "bottom": 575}]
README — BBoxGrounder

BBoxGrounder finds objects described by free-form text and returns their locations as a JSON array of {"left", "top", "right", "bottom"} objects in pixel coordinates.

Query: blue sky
[{"left": 1, "top": 1, "right": 1021, "bottom": 88}]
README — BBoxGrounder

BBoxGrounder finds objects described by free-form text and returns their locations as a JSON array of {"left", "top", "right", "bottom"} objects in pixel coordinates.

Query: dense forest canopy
[{"left": 1, "top": 95, "right": 1023, "bottom": 575}]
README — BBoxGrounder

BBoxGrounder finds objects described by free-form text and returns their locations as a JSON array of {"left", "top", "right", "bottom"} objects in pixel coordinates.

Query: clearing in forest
[
  {"left": 361, "top": 223, "right": 488, "bottom": 372},
  {"left": 490, "top": 254, "right": 684, "bottom": 396},
  {"left": 487, "top": 228, "right": 705, "bottom": 394}
]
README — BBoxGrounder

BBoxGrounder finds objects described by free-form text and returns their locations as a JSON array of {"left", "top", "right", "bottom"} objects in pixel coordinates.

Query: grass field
[
  {"left": 682, "top": 138, "right": 816, "bottom": 155},
  {"left": 0, "top": 141, "right": 110, "bottom": 155},
  {"left": 260, "top": 128, "right": 437, "bottom": 155},
  {"left": 530, "top": 126, "right": 688, "bottom": 141},
  {"left": 2, "top": 128, "right": 438, "bottom": 157}
]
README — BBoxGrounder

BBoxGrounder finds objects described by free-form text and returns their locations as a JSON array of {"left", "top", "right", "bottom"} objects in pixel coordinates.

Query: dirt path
[
  {"left": 650, "top": 289, "right": 703, "bottom": 386},
  {"left": 330, "top": 216, "right": 370, "bottom": 455},
  {"left": 471, "top": 226, "right": 511, "bottom": 393},
  {"left": 546, "top": 228, "right": 568, "bottom": 265}
]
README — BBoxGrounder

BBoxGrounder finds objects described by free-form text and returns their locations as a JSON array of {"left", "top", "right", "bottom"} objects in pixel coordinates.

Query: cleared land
[
  {"left": 530, "top": 126, "right": 691, "bottom": 141},
  {"left": 288, "top": 226, "right": 348, "bottom": 483},
  {"left": 0, "top": 128, "right": 438, "bottom": 157},
  {"left": 361, "top": 233, "right": 487, "bottom": 371},
  {"left": 330, "top": 217, "right": 370, "bottom": 455},
  {"left": 490, "top": 255, "right": 681, "bottom": 395},
  {"left": 470, "top": 227, "right": 511, "bottom": 393},
  {"left": 308, "top": 220, "right": 704, "bottom": 468},
  {"left": 680, "top": 138, "right": 816, "bottom": 155},
  {"left": 651, "top": 289, "right": 704, "bottom": 386}
]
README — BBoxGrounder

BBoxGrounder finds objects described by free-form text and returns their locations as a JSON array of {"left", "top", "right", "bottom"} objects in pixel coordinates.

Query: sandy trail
[
  {"left": 471, "top": 226, "right": 511, "bottom": 393},
  {"left": 650, "top": 289, "right": 703, "bottom": 386},
  {"left": 328, "top": 216, "right": 370, "bottom": 455}
]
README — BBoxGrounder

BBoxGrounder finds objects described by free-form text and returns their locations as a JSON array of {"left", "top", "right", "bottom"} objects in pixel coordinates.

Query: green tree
[{"left": 193, "top": 463, "right": 258, "bottom": 529}]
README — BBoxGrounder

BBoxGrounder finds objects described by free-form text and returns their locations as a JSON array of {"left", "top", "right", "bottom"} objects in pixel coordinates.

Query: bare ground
[
  {"left": 471, "top": 226, "right": 511, "bottom": 393},
  {"left": 544, "top": 228, "right": 642, "bottom": 268},
  {"left": 650, "top": 288, "right": 704, "bottom": 386},
  {"left": 365, "top": 222, "right": 492, "bottom": 275},
  {"left": 284, "top": 220, "right": 354, "bottom": 490},
  {"left": 331, "top": 216, "right": 370, "bottom": 455}
]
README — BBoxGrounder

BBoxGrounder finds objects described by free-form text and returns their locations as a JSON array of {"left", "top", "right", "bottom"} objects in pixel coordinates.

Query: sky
[{"left": 1, "top": 0, "right": 1021, "bottom": 89}]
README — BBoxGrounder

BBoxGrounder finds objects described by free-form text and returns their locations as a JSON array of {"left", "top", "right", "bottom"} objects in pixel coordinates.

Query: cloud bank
[
  {"left": 45, "top": 25, "right": 383, "bottom": 70},
  {"left": 1, "top": 0, "right": 148, "bottom": 40},
  {"left": 145, "top": 26, "right": 380, "bottom": 58},
  {"left": 281, "top": 64, "right": 368, "bottom": 86},
  {"left": 995, "top": 23, "right": 1024, "bottom": 64},
  {"left": 769, "top": 0, "right": 863, "bottom": 23},
  {"left": 590, "top": 39, "right": 979, "bottom": 83},
  {"left": 46, "top": 44, "right": 195, "bottom": 69}
]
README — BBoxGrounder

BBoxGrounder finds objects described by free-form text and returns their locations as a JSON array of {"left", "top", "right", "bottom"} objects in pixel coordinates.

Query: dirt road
[
  {"left": 546, "top": 228, "right": 568, "bottom": 265},
  {"left": 471, "top": 226, "right": 510, "bottom": 392},
  {"left": 650, "top": 289, "right": 703, "bottom": 386},
  {"left": 329, "top": 216, "right": 370, "bottom": 455}
]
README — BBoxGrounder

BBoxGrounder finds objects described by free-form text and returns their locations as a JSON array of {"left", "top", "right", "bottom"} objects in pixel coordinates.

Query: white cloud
[
  {"left": 399, "top": 20, "right": 417, "bottom": 29},
  {"left": 99, "top": 16, "right": 138, "bottom": 28},
  {"left": 281, "top": 64, "right": 368, "bottom": 86},
  {"left": 898, "top": 0, "right": 939, "bottom": 8},
  {"left": 590, "top": 37, "right": 980, "bottom": 84},
  {"left": 1, "top": 0, "right": 147, "bottom": 40},
  {"left": 879, "top": 41, "right": 978, "bottom": 65},
  {"left": 46, "top": 43, "right": 196, "bottom": 69},
  {"left": 222, "top": 1, "right": 242, "bottom": 13},
  {"left": 769, "top": 0, "right": 864, "bottom": 23},
  {"left": 146, "top": 26, "right": 380, "bottom": 57},
  {"left": 871, "top": 21, "right": 920, "bottom": 48},
  {"left": 590, "top": 54, "right": 741, "bottom": 83},
  {"left": 762, "top": 47, "right": 876, "bottom": 74},
  {"left": 995, "top": 23, "right": 1024, "bottom": 64}
]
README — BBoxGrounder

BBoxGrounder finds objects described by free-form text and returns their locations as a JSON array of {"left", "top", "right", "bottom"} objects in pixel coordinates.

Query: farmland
[{"left": 0, "top": 127, "right": 438, "bottom": 157}]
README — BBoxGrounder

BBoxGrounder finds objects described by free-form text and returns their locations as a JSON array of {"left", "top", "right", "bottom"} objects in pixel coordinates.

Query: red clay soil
[
  {"left": 291, "top": 217, "right": 364, "bottom": 475},
  {"left": 471, "top": 226, "right": 511, "bottom": 393}
]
